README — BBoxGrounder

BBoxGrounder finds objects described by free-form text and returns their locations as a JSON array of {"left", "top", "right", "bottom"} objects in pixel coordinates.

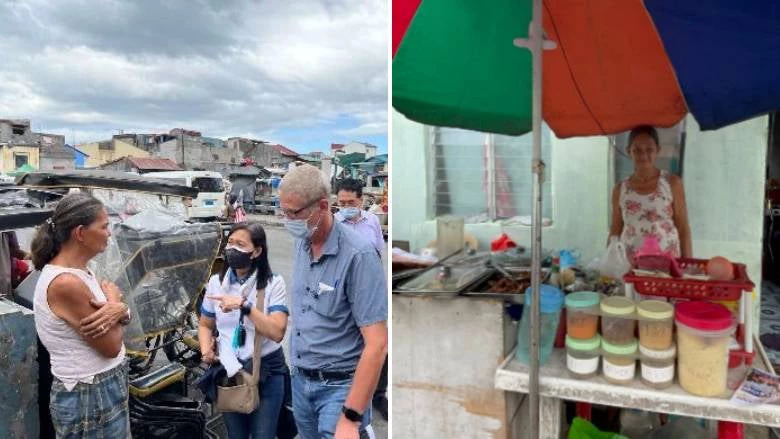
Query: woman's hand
[
  {"left": 100, "top": 280, "right": 124, "bottom": 303},
  {"left": 202, "top": 337, "right": 219, "bottom": 364},
  {"left": 206, "top": 294, "right": 245, "bottom": 313},
  {"left": 80, "top": 301, "right": 128, "bottom": 338}
]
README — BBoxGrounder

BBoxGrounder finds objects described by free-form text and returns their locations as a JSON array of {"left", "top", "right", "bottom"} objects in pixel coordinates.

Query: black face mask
[{"left": 225, "top": 247, "right": 253, "bottom": 269}]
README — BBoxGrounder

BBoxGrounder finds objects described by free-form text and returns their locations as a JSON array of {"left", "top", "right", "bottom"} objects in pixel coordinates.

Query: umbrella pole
[{"left": 529, "top": 0, "right": 544, "bottom": 437}]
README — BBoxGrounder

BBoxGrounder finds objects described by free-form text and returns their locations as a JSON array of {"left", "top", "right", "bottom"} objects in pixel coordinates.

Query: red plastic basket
[{"left": 623, "top": 258, "right": 754, "bottom": 301}]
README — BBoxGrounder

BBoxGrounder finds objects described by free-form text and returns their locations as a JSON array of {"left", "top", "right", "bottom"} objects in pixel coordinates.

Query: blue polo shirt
[{"left": 290, "top": 221, "right": 387, "bottom": 371}]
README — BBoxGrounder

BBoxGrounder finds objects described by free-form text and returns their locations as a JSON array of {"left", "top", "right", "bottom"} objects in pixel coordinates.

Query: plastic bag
[
  {"left": 588, "top": 236, "right": 631, "bottom": 280},
  {"left": 568, "top": 417, "right": 628, "bottom": 439}
]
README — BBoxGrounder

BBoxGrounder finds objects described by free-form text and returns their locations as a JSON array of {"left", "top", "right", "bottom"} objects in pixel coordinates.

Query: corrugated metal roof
[
  {"left": 271, "top": 144, "right": 299, "bottom": 157},
  {"left": 127, "top": 157, "right": 182, "bottom": 171}
]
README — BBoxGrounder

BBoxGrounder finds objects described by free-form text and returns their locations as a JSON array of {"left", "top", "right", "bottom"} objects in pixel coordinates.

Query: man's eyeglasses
[{"left": 282, "top": 198, "right": 320, "bottom": 218}]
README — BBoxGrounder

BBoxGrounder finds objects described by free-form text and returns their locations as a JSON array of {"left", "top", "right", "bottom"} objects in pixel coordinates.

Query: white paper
[
  {"left": 318, "top": 282, "right": 335, "bottom": 294},
  {"left": 641, "top": 363, "right": 675, "bottom": 383},
  {"left": 218, "top": 333, "right": 243, "bottom": 377},
  {"left": 603, "top": 359, "right": 636, "bottom": 381},
  {"left": 566, "top": 354, "right": 599, "bottom": 375}
]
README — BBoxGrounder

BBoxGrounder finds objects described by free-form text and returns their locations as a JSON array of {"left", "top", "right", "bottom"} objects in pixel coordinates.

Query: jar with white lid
[
  {"left": 601, "top": 339, "right": 637, "bottom": 385},
  {"left": 639, "top": 343, "right": 676, "bottom": 389},
  {"left": 565, "top": 334, "right": 601, "bottom": 379}
]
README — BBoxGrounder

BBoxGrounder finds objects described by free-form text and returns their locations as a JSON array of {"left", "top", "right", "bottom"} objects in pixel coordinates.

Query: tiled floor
[{"left": 760, "top": 280, "right": 780, "bottom": 370}]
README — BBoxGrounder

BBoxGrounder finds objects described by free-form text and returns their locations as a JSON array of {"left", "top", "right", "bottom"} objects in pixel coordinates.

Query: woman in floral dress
[{"left": 610, "top": 125, "right": 692, "bottom": 261}]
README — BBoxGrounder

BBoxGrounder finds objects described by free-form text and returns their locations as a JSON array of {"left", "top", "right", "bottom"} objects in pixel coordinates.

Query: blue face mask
[
  {"left": 340, "top": 207, "right": 361, "bottom": 220},
  {"left": 284, "top": 219, "right": 311, "bottom": 240}
]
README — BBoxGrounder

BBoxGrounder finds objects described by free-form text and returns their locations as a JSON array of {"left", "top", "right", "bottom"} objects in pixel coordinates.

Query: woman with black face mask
[{"left": 198, "top": 222, "right": 292, "bottom": 439}]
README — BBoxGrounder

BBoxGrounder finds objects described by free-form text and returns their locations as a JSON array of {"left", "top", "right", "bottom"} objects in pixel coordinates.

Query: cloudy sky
[{"left": 0, "top": 0, "right": 388, "bottom": 154}]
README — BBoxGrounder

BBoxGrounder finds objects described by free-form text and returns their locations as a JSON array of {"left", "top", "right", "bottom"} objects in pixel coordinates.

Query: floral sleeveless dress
[{"left": 619, "top": 170, "right": 680, "bottom": 259}]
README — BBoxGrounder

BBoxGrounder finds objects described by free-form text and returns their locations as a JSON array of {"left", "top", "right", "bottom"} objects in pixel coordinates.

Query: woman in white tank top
[
  {"left": 31, "top": 192, "right": 132, "bottom": 438},
  {"left": 610, "top": 125, "right": 692, "bottom": 261}
]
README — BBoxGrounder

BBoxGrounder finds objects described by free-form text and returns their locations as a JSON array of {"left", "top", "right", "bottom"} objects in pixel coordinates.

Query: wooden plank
[{"left": 495, "top": 348, "right": 780, "bottom": 427}]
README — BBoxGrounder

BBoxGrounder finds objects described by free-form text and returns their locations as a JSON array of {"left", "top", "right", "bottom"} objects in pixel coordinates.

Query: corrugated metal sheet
[{"left": 0, "top": 299, "right": 38, "bottom": 438}]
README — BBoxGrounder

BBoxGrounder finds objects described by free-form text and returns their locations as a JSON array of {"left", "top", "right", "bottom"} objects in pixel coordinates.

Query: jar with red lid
[{"left": 675, "top": 301, "right": 736, "bottom": 397}]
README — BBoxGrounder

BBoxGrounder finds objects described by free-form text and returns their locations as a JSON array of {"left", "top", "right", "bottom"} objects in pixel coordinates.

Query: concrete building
[
  {"left": 37, "top": 132, "right": 74, "bottom": 171},
  {"left": 64, "top": 144, "right": 90, "bottom": 168},
  {"left": 226, "top": 137, "right": 299, "bottom": 169},
  {"left": 331, "top": 141, "right": 378, "bottom": 158},
  {"left": 78, "top": 138, "right": 151, "bottom": 168},
  {"left": 0, "top": 119, "right": 39, "bottom": 173},
  {"left": 0, "top": 119, "right": 74, "bottom": 172},
  {"left": 155, "top": 129, "right": 240, "bottom": 171}
]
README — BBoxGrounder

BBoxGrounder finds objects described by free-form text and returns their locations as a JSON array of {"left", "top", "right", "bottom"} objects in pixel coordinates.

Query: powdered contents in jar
[
  {"left": 565, "top": 334, "right": 601, "bottom": 379},
  {"left": 675, "top": 301, "right": 734, "bottom": 397},
  {"left": 565, "top": 292, "right": 601, "bottom": 340},
  {"left": 639, "top": 344, "right": 676, "bottom": 389},
  {"left": 639, "top": 319, "right": 673, "bottom": 350},
  {"left": 600, "top": 297, "right": 636, "bottom": 345},
  {"left": 637, "top": 300, "right": 674, "bottom": 350},
  {"left": 568, "top": 310, "right": 599, "bottom": 339},
  {"left": 603, "top": 355, "right": 636, "bottom": 384},
  {"left": 601, "top": 339, "right": 638, "bottom": 385},
  {"left": 677, "top": 328, "right": 730, "bottom": 396}
]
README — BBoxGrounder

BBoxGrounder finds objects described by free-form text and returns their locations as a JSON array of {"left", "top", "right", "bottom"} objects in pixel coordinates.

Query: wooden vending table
[{"left": 495, "top": 343, "right": 780, "bottom": 438}]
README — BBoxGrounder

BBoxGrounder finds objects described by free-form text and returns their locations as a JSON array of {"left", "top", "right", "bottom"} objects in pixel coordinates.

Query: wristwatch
[
  {"left": 342, "top": 405, "right": 363, "bottom": 423},
  {"left": 240, "top": 299, "right": 252, "bottom": 316}
]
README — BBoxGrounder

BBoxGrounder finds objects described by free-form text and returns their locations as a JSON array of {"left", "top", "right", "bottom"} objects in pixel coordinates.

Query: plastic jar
[
  {"left": 565, "top": 291, "right": 601, "bottom": 340},
  {"left": 601, "top": 339, "right": 637, "bottom": 385},
  {"left": 675, "top": 301, "right": 736, "bottom": 397},
  {"left": 637, "top": 300, "right": 675, "bottom": 350},
  {"left": 565, "top": 335, "right": 601, "bottom": 379},
  {"left": 639, "top": 343, "right": 676, "bottom": 389},
  {"left": 515, "top": 285, "right": 565, "bottom": 366},
  {"left": 600, "top": 297, "right": 636, "bottom": 345}
]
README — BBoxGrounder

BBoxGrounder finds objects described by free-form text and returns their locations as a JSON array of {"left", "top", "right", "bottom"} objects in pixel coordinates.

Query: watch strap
[
  {"left": 342, "top": 405, "right": 363, "bottom": 422},
  {"left": 240, "top": 299, "right": 252, "bottom": 316}
]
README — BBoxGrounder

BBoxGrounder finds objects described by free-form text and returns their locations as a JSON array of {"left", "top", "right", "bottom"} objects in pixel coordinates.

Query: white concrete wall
[
  {"left": 682, "top": 115, "right": 768, "bottom": 327},
  {"left": 393, "top": 296, "right": 520, "bottom": 438}
]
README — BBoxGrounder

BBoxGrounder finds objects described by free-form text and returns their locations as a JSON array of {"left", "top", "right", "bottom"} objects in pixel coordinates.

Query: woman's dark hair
[
  {"left": 336, "top": 178, "right": 364, "bottom": 197},
  {"left": 31, "top": 192, "right": 105, "bottom": 270},
  {"left": 219, "top": 221, "right": 273, "bottom": 290},
  {"left": 627, "top": 125, "right": 660, "bottom": 152}
]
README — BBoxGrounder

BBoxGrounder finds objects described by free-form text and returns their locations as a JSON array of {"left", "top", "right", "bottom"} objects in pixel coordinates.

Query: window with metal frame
[
  {"left": 14, "top": 153, "right": 28, "bottom": 168},
  {"left": 428, "top": 125, "right": 553, "bottom": 224}
]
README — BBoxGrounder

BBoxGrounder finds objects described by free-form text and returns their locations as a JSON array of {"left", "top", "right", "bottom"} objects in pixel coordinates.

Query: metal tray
[
  {"left": 462, "top": 270, "right": 531, "bottom": 303},
  {"left": 394, "top": 252, "right": 494, "bottom": 297}
]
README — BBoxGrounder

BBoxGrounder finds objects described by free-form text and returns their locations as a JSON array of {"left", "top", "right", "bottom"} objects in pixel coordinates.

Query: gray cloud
[{"left": 0, "top": 0, "right": 387, "bottom": 148}]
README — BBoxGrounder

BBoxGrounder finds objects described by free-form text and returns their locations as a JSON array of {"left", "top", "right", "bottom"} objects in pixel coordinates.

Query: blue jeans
[
  {"left": 222, "top": 373, "right": 285, "bottom": 439},
  {"left": 291, "top": 370, "right": 371, "bottom": 439},
  {"left": 49, "top": 364, "right": 130, "bottom": 439}
]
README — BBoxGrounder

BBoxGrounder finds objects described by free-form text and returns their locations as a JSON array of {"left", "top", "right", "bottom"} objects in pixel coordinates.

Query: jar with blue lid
[{"left": 515, "top": 284, "right": 564, "bottom": 366}]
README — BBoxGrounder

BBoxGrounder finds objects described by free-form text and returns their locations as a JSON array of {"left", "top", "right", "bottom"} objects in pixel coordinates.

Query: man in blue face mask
[
  {"left": 334, "top": 178, "right": 385, "bottom": 257},
  {"left": 278, "top": 165, "right": 387, "bottom": 439}
]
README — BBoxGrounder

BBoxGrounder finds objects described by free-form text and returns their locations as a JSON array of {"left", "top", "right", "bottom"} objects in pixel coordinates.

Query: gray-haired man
[{"left": 279, "top": 164, "right": 387, "bottom": 439}]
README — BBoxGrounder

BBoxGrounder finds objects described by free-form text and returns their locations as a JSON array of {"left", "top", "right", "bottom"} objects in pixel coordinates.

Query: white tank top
[{"left": 33, "top": 265, "right": 125, "bottom": 390}]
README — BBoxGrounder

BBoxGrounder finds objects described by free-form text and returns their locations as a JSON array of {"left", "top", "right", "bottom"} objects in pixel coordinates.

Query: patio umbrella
[
  {"left": 393, "top": 0, "right": 780, "bottom": 436},
  {"left": 393, "top": 0, "right": 780, "bottom": 138}
]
